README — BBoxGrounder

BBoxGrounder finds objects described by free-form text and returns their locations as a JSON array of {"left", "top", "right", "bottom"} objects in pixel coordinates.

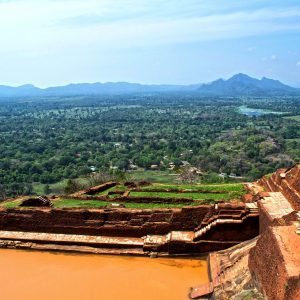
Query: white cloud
[
  {"left": 0, "top": 0, "right": 299, "bottom": 86},
  {"left": 270, "top": 55, "right": 277, "bottom": 60},
  {"left": 297, "top": 61, "right": 300, "bottom": 66},
  {"left": 0, "top": 1, "right": 300, "bottom": 54}
]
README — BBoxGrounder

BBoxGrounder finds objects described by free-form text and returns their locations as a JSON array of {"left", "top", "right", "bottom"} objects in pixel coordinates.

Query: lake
[{"left": 238, "top": 105, "right": 283, "bottom": 116}]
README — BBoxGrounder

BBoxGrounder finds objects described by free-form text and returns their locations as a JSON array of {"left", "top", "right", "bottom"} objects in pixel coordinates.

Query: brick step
[{"left": 0, "top": 230, "right": 144, "bottom": 248}]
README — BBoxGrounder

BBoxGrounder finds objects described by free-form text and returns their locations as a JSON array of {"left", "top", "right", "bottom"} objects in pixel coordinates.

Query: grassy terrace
[
  {"left": 129, "top": 191, "right": 240, "bottom": 200},
  {"left": 54, "top": 199, "right": 197, "bottom": 209},
  {"left": 93, "top": 185, "right": 127, "bottom": 196},
  {"left": 91, "top": 183, "right": 245, "bottom": 199},
  {"left": 0, "top": 183, "right": 246, "bottom": 209},
  {"left": 137, "top": 183, "right": 245, "bottom": 192},
  {"left": 0, "top": 198, "right": 199, "bottom": 209}
]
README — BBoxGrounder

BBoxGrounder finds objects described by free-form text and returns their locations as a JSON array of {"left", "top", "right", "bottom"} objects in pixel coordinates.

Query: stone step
[
  {"left": 0, "top": 230, "right": 144, "bottom": 247},
  {"left": 143, "top": 234, "right": 167, "bottom": 246},
  {"left": 194, "top": 218, "right": 244, "bottom": 239},
  {"left": 168, "top": 231, "right": 194, "bottom": 242}
]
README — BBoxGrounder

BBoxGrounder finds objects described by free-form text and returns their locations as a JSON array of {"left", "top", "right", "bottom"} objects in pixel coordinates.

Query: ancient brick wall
[
  {"left": 260, "top": 165, "right": 300, "bottom": 210},
  {"left": 167, "top": 240, "right": 238, "bottom": 254},
  {"left": 0, "top": 204, "right": 257, "bottom": 241},
  {"left": 0, "top": 206, "right": 210, "bottom": 237},
  {"left": 249, "top": 226, "right": 300, "bottom": 300},
  {"left": 62, "top": 195, "right": 194, "bottom": 204},
  {"left": 113, "top": 196, "right": 194, "bottom": 204},
  {"left": 72, "top": 181, "right": 117, "bottom": 196},
  {"left": 200, "top": 217, "right": 258, "bottom": 242}
]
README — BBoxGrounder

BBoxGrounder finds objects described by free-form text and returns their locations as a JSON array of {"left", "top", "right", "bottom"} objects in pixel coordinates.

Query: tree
[
  {"left": 179, "top": 167, "right": 199, "bottom": 184},
  {"left": 0, "top": 184, "right": 6, "bottom": 201},
  {"left": 43, "top": 184, "right": 51, "bottom": 195},
  {"left": 64, "top": 179, "right": 81, "bottom": 194}
]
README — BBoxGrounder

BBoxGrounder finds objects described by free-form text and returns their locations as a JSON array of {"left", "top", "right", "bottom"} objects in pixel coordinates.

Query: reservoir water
[
  {"left": 0, "top": 249, "right": 208, "bottom": 300},
  {"left": 238, "top": 105, "right": 284, "bottom": 116}
]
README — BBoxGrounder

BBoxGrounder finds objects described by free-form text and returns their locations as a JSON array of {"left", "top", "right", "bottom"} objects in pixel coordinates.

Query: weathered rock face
[
  {"left": 190, "top": 238, "right": 265, "bottom": 300},
  {"left": 249, "top": 226, "right": 300, "bottom": 300},
  {"left": 213, "top": 239, "right": 264, "bottom": 300},
  {"left": 248, "top": 167, "right": 300, "bottom": 300},
  {"left": 259, "top": 164, "right": 300, "bottom": 210}
]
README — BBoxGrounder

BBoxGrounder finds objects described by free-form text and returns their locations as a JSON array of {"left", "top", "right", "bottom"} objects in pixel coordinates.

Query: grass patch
[
  {"left": 54, "top": 199, "right": 201, "bottom": 209},
  {"left": 1, "top": 182, "right": 246, "bottom": 209},
  {"left": 139, "top": 183, "right": 245, "bottom": 192},
  {"left": 33, "top": 178, "right": 90, "bottom": 195},
  {"left": 130, "top": 170, "right": 180, "bottom": 184},
  {"left": 283, "top": 115, "right": 300, "bottom": 122},
  {"left": 0, "top": 199, "right": 23, "bottom": 208},
  {"left": 53, "top": 199, "right": 108, "bottom": 208},
  {"left": 92, "top": 185, "right": 127, "bottom": 196},
  {"left": 130, "top": 191, "right": 242, "bottom": 200},
  {"left": 108, "top": 193, "right": 122, "bottom": 199}
]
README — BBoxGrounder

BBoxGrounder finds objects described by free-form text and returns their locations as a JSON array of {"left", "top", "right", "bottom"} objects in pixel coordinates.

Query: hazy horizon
[
  {"left": 0, "top": 0, "right": 300, "bottom": 87},
  {"left": 1, "top": 73, "right": 299, "bottom": 89}
]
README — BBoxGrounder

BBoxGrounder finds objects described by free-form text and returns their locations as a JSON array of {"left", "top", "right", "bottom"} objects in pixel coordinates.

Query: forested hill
[{"left": 0, "top": 74, "right": 298, "bottom": 97}]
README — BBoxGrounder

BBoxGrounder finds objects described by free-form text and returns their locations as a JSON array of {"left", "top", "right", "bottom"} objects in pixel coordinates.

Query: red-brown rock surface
[
  {"left": 259, "top": 164, "right": 300, "bottom": 210},
  {"left": 249, "top": 226, "right": 300, "bottom": 300}
]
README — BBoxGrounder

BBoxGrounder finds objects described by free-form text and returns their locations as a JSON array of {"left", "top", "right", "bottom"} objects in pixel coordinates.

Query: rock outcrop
[{"left": 259, "top": 164, "right": 300, "bottom": 210}]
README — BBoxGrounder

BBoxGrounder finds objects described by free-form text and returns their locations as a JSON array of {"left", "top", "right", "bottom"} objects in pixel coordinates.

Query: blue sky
[{"left": 0, "top": 0, "right": 300, "bottom": 87}]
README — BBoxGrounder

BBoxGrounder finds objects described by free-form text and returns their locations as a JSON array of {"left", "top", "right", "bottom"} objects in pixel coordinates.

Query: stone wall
[
  {"left": 200, "top": 217, "right": 258, "bottom": 242},
  {"left": 259, "top": 165, "right": 300, "bottom": 210},
  {"left": 71, "top": 181, "right": 117, "bottom": 196},
  {"left": 249, "top": 226, "right": 300, "bottom": 300},
  {"left": 0, "top": 203, "right": 258, "bottom": 240},
  {"left": 0, "top": 206, "right": 209, "bottom": 237},
  {"left": 62, "top": 195, "right": 194, "bottom": 204},
  {"left": 248, "top": 169, "right": 300, "bottom": 300}
]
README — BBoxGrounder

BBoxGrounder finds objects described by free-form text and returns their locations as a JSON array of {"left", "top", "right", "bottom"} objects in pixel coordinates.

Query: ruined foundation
[
  {"left": 0, "top": 203, "right": 259, "bottom": 256},
  {"left": 191, "top": 165, "right": 300, "bottom": 300}
]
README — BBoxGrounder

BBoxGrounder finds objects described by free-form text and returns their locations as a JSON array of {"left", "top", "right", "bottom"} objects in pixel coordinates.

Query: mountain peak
[
  {"left": 197, "top": 73, "right": 297, "bottom": 96},
  {"left": 228, "top": 73, "right": 255, "bottom": 82},
  {"left": 18, "top": 84, "right": 38, "bottom": 89},
  {"left": 231, "top": 73, "right": 251, "bottom": 79}
]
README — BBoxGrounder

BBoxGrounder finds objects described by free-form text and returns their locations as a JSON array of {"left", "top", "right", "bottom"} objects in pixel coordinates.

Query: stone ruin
[
  {"left": 190, "top": 164, "right": 300, "bottom": 300},
  {"left": 20, "top": 196, "right": 53, "bottom": 207},
  {"left": 0, "top": 202, "right": 259, "bottom": 255}
]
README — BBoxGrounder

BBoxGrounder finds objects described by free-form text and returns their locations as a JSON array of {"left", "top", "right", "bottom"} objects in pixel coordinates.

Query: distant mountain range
[
  {"left": 197, "top": 73, "right": 298, "bottom": 96},
  {"left": 0, "top": 74, "right": 298, "bottom": 97}
]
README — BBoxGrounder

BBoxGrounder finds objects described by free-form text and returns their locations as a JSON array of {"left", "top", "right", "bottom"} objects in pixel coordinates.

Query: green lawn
[
  {"left": 92, "top": 185, "right": 127, "bottom": 196},
  {"left": 90, "top": 182, "right": 246, "bottom": 200},
  {"left": 138, "top": 183, "right": 245, "bottom": 192},
  {"left": 33, "top": 177, "right": 90, "bottom": 195},
  {"left": 1, "top": 182, "right": 246, "bottom": 209},
  {"left": 53, "top": 199, "right": 203, "bottom": 209},
  {"left": 0, "top": 199, "right": 23, "bottom": 208},
  {"left": 0, "top": 197, "right": 213, "bottom": 209},
  {"left": 130, "top": 170, "right": 180, "bottom": 184},
  {"left": 53, "top": 199, "right": 108, "bottom": 208},
  {"left": 129, "top": 191, "right": 237, "bottom": 200}
]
